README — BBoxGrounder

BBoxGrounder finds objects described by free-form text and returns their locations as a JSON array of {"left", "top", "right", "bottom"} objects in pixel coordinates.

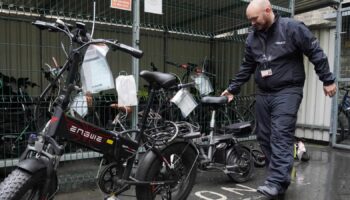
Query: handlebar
[
  {"left": 113, "top": 42, "right": 143, "bottom": 58},
  {"left": 32, "top": 19, "right": 143, "bottom": 59},
  {"left": 166, "top": 61, "right": 194, "bottom": 70},
  {"left": 32, "top": 20, "right": 60, "bottom": 31},
  {"left": 166, "top": 60, "right": 216, "bottom": 77}
]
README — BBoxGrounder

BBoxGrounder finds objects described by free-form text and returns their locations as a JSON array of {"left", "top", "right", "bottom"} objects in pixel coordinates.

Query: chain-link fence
[{"left": 0, "top": 0, "right": 293, "bottom": 188}]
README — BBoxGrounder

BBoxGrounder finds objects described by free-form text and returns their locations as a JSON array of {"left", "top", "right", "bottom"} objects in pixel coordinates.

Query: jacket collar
[{"left": 253, "top": 12, "right": 280, "bottom": 34}]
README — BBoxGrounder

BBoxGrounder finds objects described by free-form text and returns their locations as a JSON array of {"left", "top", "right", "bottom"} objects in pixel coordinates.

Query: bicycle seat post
[
  {"left": 199, "top": 96, "right": 228, "bottom": 161},
  {"left": 208, "top": 109, "right": 216, "bottom": 161}
]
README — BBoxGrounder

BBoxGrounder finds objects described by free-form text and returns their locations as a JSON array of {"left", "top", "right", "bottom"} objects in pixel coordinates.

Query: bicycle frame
[{"left": 197, "top": 109, "right": 237, "bottom": 163}]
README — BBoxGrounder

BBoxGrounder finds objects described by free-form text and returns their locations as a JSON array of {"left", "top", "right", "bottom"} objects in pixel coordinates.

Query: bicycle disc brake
[{"left": 97, "top": 162, "right": 124, "bottom": 194}]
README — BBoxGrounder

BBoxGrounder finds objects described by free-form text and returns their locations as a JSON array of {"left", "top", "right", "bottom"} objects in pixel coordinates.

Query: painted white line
[
  {"left": 195, "top": 191, "right": 228, "bottom": 200},
  {"left": 221, "top": 184, "right": 257, "bottom": 195}
]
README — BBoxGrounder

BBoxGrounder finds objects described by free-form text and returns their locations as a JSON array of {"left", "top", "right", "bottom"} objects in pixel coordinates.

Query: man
[{"left": 221, "top": 0, "right": 337, "bottom": 198}]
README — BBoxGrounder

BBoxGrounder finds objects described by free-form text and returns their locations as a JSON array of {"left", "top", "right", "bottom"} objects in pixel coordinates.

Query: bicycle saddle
[
  {"left": 201, "top": 96, "right": 228, "bottom": 105},
  {"left": 140, "top": 70, "right": 177, "bottom": 89},
  {"left": 224, "top": 122, "right": 252, "bottom": 137}
]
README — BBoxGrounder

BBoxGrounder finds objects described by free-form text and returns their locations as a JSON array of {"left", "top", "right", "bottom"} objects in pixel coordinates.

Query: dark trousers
[{"left": 255, "top": 93, "right": 302, "bottom": 190}]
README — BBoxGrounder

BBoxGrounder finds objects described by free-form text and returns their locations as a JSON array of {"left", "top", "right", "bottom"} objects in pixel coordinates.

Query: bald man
[{"left": 222, "top": 0, "right": 336, "bottom": 198}]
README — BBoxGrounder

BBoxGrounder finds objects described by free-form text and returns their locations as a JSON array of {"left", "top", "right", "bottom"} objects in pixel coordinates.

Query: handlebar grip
[
  {"left": 32, "top": 20, "right": 58, "bottom": 31},
  {"left": 177, "top": 82, "right": 195, "bottom": 89},
  {"left": 113, "top": 43, "right": 143, "bottom": 58},
  {"left": 166, "top": 61, "right": 178, "bottom": 67}
]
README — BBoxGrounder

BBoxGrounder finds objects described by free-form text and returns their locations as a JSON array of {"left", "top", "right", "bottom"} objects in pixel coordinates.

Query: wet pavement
[{"left": 56, "top": 144, "right": 350, "bottom": 200}]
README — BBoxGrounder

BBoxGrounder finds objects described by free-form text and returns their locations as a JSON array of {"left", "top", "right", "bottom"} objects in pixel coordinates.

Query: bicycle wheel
[
  {"left": 251, "top": 149, "right": 266, "bottom": 168},
  {"left": 337, "top": 110, "right": 350, "bottom": 143},
  {"left": 0, "top": 168, "right": 57, "bottom": 200},
  {"left": 135, "top": 142, "right": 197, "bottom": 200},
  {"left": 300, "top": 151, "right": 310, "bottom": 162},
  {"left": 226, "top": 146, "right": 254, "bottom": 183}
]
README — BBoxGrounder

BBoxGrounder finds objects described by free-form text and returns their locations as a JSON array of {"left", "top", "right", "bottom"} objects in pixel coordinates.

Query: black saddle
[
  {"left": 224, "top": 122, "right": 252, "bottom": 137},
  {"left": 140, "top": 70, "right": 177, "bottom": 89},
  {"left": 201, "top": 96, "right": 228, "bottom": 106}
]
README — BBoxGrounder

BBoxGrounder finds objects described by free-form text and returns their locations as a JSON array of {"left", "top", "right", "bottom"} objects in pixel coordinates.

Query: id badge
[{"left": 261, "top": 69, "right": 273, "bottom": 78}]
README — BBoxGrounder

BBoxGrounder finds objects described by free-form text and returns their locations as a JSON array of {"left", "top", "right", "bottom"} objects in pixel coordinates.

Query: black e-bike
[{"left": 0, "top": 19, "right": 198, "bottom": 200}]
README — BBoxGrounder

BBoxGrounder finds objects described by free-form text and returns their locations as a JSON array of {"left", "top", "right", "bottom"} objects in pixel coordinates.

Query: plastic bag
[
  {"left": 193, "top": 73, "right": 213, "bottom": 95},
  {"left": 115, "top": 75, "right": 138, "bottom": 106},
  {"left": 80, "top": 44, "right": 115, "bottom": 94},
  {"left": 171, "top": 89, "right": 198, "bottom": 118}
]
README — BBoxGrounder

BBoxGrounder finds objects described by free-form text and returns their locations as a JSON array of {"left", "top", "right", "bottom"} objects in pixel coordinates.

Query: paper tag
[
  {"left": 170, "top": 89, "right": 198, "bottom": 118},
  {"left": 261, "top": 69, "right": 273, "bottom": 78}
]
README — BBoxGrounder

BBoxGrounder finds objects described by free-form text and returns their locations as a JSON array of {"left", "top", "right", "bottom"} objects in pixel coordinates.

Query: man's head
[{"left": 246, "top": 0, "right": 275, "bottom": 31}]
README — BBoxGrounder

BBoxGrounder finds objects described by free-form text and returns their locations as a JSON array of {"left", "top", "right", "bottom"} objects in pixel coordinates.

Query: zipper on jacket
[{"left": 257, "top": 33, "right": 269, "bottom": 90}]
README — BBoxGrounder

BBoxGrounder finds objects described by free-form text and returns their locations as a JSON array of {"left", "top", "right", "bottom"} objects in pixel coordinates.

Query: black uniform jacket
[{"left": 227, "top": 15, "right": 335, "bottom": 95}]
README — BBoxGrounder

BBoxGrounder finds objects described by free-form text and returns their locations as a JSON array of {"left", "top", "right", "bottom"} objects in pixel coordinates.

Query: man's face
[{"left": 247, "top": 8, "right": 269, "bottom": 31}]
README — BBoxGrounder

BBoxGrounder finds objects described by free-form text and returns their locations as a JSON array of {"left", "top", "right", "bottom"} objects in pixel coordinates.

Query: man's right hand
[{"left": 221, "top": 90, "right": 234, "bottom": 103}]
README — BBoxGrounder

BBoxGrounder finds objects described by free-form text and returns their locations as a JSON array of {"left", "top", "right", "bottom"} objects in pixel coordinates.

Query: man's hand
[
  {"left": 221, "top": 90, "right": 234, "bottom": 103},
  {"left": 324, "top": 83, "right": 337, "bottom": 97}
]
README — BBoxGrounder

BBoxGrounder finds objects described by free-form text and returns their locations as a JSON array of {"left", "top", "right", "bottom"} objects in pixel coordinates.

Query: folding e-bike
[{"left": 0, "top": 19, "right": 197, "bottom": 200}]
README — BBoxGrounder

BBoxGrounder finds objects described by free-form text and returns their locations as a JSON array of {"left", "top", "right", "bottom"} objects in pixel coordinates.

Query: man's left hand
[{"left": 324, "top": 83, "right": 337, "bottom": 97}]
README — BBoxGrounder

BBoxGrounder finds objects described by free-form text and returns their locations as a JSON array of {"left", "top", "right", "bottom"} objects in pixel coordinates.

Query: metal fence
[
  {"left": 0, "top": 0, "right": 293, "bottom": 186},
  {"left": 332, "top": 2, "right": 350, "bottom": 149}
]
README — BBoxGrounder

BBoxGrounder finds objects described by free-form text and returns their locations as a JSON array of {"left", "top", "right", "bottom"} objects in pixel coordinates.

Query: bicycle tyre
[
  {"left": 301, "top": 151, "right": 310, "bottom": 162},
  {"left": 226, "top": 146, "right": 254, "bottom": 183},
  {"left": 135, "top": 142, "right": 197, "bottom": 200},
  {"left": 337, "top": 110, "right": 350, "bottom": 143},
  {"left": 251, "top": 149, "right": 266, "bottom": 168},
  {"left": 0, "top": 168, "right": 56, "bottom": 200}
]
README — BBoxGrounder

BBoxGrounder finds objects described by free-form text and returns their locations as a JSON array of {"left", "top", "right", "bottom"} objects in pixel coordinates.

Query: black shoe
[
  {"left": 257, "top": 184, "right": 280, "bottom": 199},
  {"left": 263, "top": 181, "right": 288, "bottom": 194}
]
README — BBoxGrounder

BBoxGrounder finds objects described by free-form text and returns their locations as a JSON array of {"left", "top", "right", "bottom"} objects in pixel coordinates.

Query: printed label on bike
[
  {"left": 106, "top": 139, "right": 114, "bottom": 145},
  {"left": 69, "top": 125, "right": 103, "bottom": 143}
]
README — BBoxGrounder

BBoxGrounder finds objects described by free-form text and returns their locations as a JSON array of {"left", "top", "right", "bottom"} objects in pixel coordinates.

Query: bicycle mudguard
[
  {"left": 136, "top": 141, "right": 198, "bottom": 176},
  {"left": 17, "top": 157, "right": 59, "bottom": 199},
  {"left": 17, "top": 157, "right": 49, "bottom": 174}
]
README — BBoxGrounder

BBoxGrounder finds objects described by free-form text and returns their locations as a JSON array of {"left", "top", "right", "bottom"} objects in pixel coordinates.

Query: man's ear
[{"left": 265, "top": 7, "right": 271, "bottom": 14}]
